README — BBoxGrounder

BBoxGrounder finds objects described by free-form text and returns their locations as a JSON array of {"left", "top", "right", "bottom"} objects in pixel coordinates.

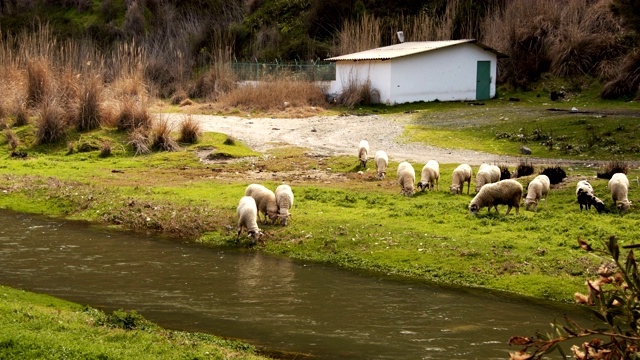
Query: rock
[{"left": 520, "top": 146, "right": 532, "bottom": 155}]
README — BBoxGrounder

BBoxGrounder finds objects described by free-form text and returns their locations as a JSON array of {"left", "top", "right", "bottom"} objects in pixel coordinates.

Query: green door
[{"left": 476, "top": 61, "right": 491, "bottom": 100}]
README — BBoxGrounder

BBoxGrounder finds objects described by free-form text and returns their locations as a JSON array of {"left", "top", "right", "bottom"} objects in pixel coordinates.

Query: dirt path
[{"left": 164, "top": 113, "right": 621, "bottom": 167}]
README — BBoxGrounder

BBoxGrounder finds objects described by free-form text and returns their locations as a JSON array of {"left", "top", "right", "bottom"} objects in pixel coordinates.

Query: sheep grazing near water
[
  {"left": 397, "top": 161, "right": 416, "bottom": 197},
  {"left": 524, "top": 174, "right": 550, "bottom": 212},
  {"left": 450, "top": 164, "right": 472, "bottom": 195},
  {"left": 576, "top": 180, "right": 606, "bottom": 213},
  {"left": 475, "top": 164, "right": 501, "bottom": 192},
  {"left": 608, "top": 173, "right": 632, "bottom": 212},
  {"left": 469, "top": 179, "right": 523, "bottom": 215},
  {"left": 358, "top": 140, "right": 369, "bottom": 168},
  {"left": 374, "top": 150, "right": 388, "bottom": 180},
  {"left": 275, "top": 184, "right": 294, "bottom": 226},
  {"left": 237, "top": 196, "right": 263, "bottom": 243},
  {"left": 418, "top": 160, "right": 440, "bottom": 191},
  {"left": 245, "top": 184, "right": 278, "bottom": 224}
]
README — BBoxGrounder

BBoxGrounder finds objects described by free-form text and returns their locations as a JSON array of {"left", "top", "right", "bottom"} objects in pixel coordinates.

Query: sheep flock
[{"left": 234, "top": 138, "right": 635, "bottom": 244}]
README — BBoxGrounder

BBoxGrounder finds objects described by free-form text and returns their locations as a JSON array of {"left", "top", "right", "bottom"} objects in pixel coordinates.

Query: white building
[{"left": 325, "top": 39, "right": 507, "bottom": 105}]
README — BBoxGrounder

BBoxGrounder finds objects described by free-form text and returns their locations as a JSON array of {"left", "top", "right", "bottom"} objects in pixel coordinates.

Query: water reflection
[{"left": 0, "top": 210, "right": 592, "bottom": 359}]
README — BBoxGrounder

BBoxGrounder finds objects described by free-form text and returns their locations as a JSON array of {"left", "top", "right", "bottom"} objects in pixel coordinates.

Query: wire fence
[{"left": 231, "top": 62, "right": 335, "bottom": 81}]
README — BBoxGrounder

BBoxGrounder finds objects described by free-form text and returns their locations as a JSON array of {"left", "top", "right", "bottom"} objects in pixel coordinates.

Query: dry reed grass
[
  {"left": 14, "top": 105, "right": 30, "bottom": 127},
  {"left": 115, "top": 97, "right": 152, "bottom": 132},
  {"left": 99, "top": 141, "right": 112, "bottom": 158},
  {"left": 178, "top": 115, "right": 201, "bottom": 144},
  {"left": 601, "top": 50, "right": 640, "bottom": 99},
  {"left": 150, "top": 117, "right": 179, "bottom": 152},
  {"left": 75, "top": 76, "right": 104, "bottom": 131},
  {"left": 218, "top": 80, "right": 326, "bottom": 112},
  {"left": 4, "top": 129, "right": 19, "bottom": 150},
  {"left": 35, "top": 101, "right": 68, "bottom": 145},
  {"left": 335, "top": 79, "right": 380, "bottom": 108},
  {"left": 27, "top": 58, "right": 52, "bottom": 109},
  {"left": 597, "top": 160, "right": 628, "bottom": 179},
  {"left": 127, "top": 127, "right": 151, "bottom": 156}
]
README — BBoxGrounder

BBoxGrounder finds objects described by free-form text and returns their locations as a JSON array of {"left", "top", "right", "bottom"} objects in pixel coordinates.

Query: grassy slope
[
  {"left": 0, "top": 94, "right": 639, "bottom": 357},
  {"left": 0, "top": 285, "right": 267, "bottom": 359}
]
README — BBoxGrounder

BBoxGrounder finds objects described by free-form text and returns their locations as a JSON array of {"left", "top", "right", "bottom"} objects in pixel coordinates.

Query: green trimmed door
[{"left": 476, "top": 61, "right": 491, "bottom": 100}]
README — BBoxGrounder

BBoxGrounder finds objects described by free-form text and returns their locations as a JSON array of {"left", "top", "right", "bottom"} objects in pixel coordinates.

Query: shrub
[
  {"left": 335, "top": 79, "right": 380, "bottom": 108},
  {"left": 597, "top": 160, "right": 628, "bottom": 179},
  {"left": 127, "top": 127, "right": 151, "bottom": 156},
  {"left": 178, "top": 115, "right": 201, "bottom": 144},
  {"left": 14, "top": 105, "right": 30, "bottom": 127},
  {"left": 170, "top": 88, "right": 188, "bottom": 105},
  {"left": 514, "top": 160, "right": 534, "bottom": 178},
  {"left": 26, "top": 58, "right": 52, "bottom": 109},
  {"left": 218, "top": 79, "right": 326, "bottom": 112},
  {"left": 116, "top": 98, "right": 152, "bottom": 132},
  {"left": 4, "top": 129, "right": 19, "bottom": 150},
  {"left": 499, "top": 165, "right": 511, "bottom": 180},
  {"left": 75, "top": 76, "right": 104, "bottom": 131},
  {"left": 35, "top": 101, "right": 67, "bottom": 145},
  {"left": 509, "top": 236, "right": 640, "bottom": 359},
  {"left": 540, "top": 166, "right": 567, "bottom": 185},
  {"left": 99, "top": 141, "right": 112, "bottom": 158},
  {"left": 601, "top": 50, "right": 640, "bottom": 100},
  {"left": 150, "top": 118, "right": 179, "bottom": 152},
  {"left": 223, "top": 135, "right": 236, "bottom": 146}
]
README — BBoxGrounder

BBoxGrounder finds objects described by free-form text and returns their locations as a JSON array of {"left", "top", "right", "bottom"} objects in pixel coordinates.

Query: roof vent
[{"left": 396, "top": 31, "right": 404, "bottom": 43}]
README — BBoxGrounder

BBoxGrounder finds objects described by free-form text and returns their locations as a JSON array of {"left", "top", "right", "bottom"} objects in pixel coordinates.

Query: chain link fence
[{"left": 231, "top": 62, "right": 335, "bottom": 81}]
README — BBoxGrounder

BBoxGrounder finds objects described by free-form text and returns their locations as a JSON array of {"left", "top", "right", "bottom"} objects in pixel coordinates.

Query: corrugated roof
[{"left": 325, "top": 39, "right": 508, "bottom": 61}]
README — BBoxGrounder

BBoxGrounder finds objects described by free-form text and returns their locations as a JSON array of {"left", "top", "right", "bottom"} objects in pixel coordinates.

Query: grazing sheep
[
  {"left": 275, "top": 184, "right": 294, "bottom": 226},
  {"left": 608, "top": 173, "right": 632, "bottom": 212},
  {"left": 397, "top": 161, "right": 416, "bottom": 197},
  {"left": 245, "top": 184, "right": 278, "bottom": 224},
  {"left": 358, "top": 140, "right": 369, "bottom": 168},
  {"left": 576, "top": 180, "right": 595, "bottom": 211},
  {"left": 237, "top": 196, "right": 263, "bottom": 243},
  {"left": 374, "top": 150, "right": 388, "bottom": 180},
  {"left": 576, "top": 180, "right": 607, "bottom": 213},
  {"left": 524, "top": 174, "right": 550, "bottom": 212},
  {"left": 469, "top": 179, "right": 523, "bottom": 215},
  {"left": 418, "top": 160, "right": 440, "bottom": 191},
  {"left": 450, "top": 164, "right": 472, "bottom": 194},
  {"left": 475, "top": 164, "right": 501, "bottom": 192}
]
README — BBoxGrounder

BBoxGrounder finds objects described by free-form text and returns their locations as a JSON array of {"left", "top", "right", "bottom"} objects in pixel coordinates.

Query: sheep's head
[
  {"left": 469, "top": 203, "right": 480, "bottom": 215},
  {"left": 449, "top": 184, "right": 460, "bottom": 194},
  {"left": 592, "top": 197, "right": 606, "bottom": 213},
  {"left": 360, "top": 158, "right": 368, "bottom": 168},
  {"left": 524, "top": 198, "right": 538, "bottom": 211},
  {"left": 278, "top": 212, "right": 291, "bottom": 226},
  {"left": 267, "top": 210, "right": 279, "bottom": 223},
  {"left": 401, "top": 187, "right": 414, "bottom": 197},
  {"left": 418, "top": 182, "right": 427, "bottom": 192},
  {"left": 616, "top": 200, "right": 632, "bottom": 213},
  {"left": 248, "top": 229, "right": 263, "bottom": 243},
  {"left": 376, "top": 171, "right": 386, "bottom": 180}
]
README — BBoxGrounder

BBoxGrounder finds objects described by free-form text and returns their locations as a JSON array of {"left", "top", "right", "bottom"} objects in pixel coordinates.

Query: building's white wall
[
  {"left": 329, "top": 43, "right": 498, "bottom": 104},
  {"left": 329, "top": 61, "right": 391, "bottom": 103}
]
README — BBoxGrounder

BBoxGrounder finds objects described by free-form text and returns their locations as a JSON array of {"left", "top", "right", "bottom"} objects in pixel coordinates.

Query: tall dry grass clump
[
  {"left": 189, "top": 64, "right": 237, "bottom": 101},
  {"left": 127, "top": 127, "right": 151, "bottom": 156},
  {"left": 75, "top": 76, "right": 104, "bottom": 131},
  {"left": 14, "top": 105, "right": 30, "bottom": 127},
  {"left": 27, "top": 58, "right": 52, "bottom": 109},
  {"left": 335, "top": 79, "right": 380, "bottom": 108},
  {"left": 150, "top": 117, "right": 179, "bottom": 152},
  {"left": 601, "top": 50, "right": 640, "bottom": 99},
  {"left": 115, "top": 98, "right": 152, "bottom": 132},
  {"left": 336, "top": 14, "right": 383, "bottom": 55},
  {"left": 35, "top": 101, "right": 68, "bottom": 145},
  {"left": 4, "top": 129, "right": 19, "bottom": 150},
  {"left": 178, "top": 115, "right": 201, "bottom": 144},
  {"left": 219, "top": 80, "right": 326, "bottom": 112}
]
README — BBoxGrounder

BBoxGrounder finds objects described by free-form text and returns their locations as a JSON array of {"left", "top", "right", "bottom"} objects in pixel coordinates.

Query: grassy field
[
  {"left": 0, "top": 285, "right": 269, "bottom": 359},
  {"left": 1, "top": 97, "right": 639, "bottom": 357}
]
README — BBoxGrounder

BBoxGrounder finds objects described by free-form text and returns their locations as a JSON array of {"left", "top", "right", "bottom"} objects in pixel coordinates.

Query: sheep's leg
[
  {"left": 494, "top": 205, "right": 500, "bottom": 214},
  {"left": 504, "top": 206, "right": 512, "bottom": 215}
]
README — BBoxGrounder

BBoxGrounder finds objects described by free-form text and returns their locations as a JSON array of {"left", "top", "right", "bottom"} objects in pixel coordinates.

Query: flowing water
[{"left": 0, "top": 210, "right": 592, "bottom": 359}]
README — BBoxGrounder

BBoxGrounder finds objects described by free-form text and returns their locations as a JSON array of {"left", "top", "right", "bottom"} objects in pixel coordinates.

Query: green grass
[{"left": 0, "top": 285, "right": 268, "bottom": 360}]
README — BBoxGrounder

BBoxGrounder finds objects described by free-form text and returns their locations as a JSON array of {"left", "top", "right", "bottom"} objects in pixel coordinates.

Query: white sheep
[
  {"left": 397, "top": 161, "right": 416, "bottom": 197},
  {"left": 524, "top": 174, "right": 550, "bottom": 212},
  {"left": 245, "top": 184, "right": 278, "bottom": 224},
  {"left": 275, "top": 184, "right": 294, "bottom": 226},
  {"left": 450, "top": 164, "right": 472, "bottom": 195},
  {"left": 475, "top": 164, "right": 501, "bottom": 192},
  {"left": 608, "top": 173, "right": 632, "bottom": 212},
  {"left": 469, "top": 179, "right": 523, "bottom": 215},
  {"left": 237, "top": 196, "right": 263, "bottom": 243},
  {"left": 418, "top": 160, "right": 440, "bottom": 191},
  {"left": 374, "top": 150, "right": 388, "bottom": 180},
  {"left": 358, "top": 140, "right": 369, "bottom": 168}
]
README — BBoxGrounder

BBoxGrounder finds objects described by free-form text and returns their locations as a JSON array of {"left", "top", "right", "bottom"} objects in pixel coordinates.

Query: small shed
[{"left": 325, "top": 39, "right": 507, "bottom": 104}]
